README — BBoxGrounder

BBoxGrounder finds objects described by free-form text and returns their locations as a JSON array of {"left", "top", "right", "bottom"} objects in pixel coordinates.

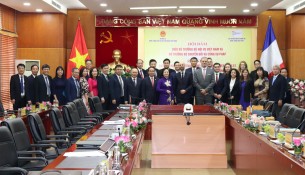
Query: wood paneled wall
[
  {"left": 0, "top": 4, "right": 15, "bottom": 33},
  {"left": 16, "top": 13, "right": 66, "bottom": 77}
]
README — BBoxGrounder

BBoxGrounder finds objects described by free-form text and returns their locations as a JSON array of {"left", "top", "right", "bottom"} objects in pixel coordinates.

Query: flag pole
[{"left": 78, "top": 17, "right": 80, "bottom": 21}]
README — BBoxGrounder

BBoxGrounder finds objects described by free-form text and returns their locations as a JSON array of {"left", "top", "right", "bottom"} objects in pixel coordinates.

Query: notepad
[{"left": 64, "top": 151, "right": 105, "bottom": 157}]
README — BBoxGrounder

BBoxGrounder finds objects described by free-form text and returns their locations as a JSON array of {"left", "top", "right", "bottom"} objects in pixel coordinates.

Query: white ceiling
[{"left": 1, "top": 0, "right": 305, "bottom": 15}]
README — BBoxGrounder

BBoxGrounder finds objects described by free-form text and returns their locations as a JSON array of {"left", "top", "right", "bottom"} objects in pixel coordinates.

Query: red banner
[
  {"left": 96, "top": 16, "right": 257, "bottom": 27},
  {"left": 95, "top": 27, "right": 138, "bottom": 68}
]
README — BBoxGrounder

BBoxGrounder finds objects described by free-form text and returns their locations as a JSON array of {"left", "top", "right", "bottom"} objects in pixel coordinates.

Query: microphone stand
[{"left": 292, "top": 118, "right": 305, "bottom": 137}]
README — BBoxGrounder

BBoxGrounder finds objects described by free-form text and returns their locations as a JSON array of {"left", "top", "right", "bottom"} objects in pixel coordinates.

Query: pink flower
[
  {"left": 250, "top": 114, "right": 257, "bottom": 120},
  {"left": 138, "top": 106, "right": 144, "bottom": 111},
  {"left": 245, "top": 119, "right": 250, "bottom": 125},
  {"left": 131, "top": 120, "right": 138, "bottom": 127},
  {"left": 42, "top": 101, "right": 46, "bottom": 105},
  {"left": 114, "top": 135, "right": 131, "bottom": 143},
  {"left": 293, "top": 138, "right": 302, "bottom": 147}
]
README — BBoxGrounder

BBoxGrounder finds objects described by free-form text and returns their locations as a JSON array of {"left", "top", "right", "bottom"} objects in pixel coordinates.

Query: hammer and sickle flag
[
  {"left": 67, "top": 20, "right": 90, "bottom": 78},
  {"left": 100, "top": 31, "right": 113, "bottom": 44}
]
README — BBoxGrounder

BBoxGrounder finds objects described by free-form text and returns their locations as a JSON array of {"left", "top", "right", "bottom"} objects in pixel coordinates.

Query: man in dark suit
[
  {"left": 10, "top": 63, "right": 29, "bottom": 110},
  {"left": 185, "top": 57, "right": 199, "bottom": 104},
  {"left": 97, "top": 64, "right": 111, "bottom": 110},
  {"left": 0, "top": 100, "right": 4, "bottom": 116},
  {"left": 65, "top": 68, "right": 81, "bottom": 103},
  {"left": 146, "top": 59, "right": 160, "bottom": 78},
  {"left": 250, "top": 60, "right": 269, "bottom": 80},
  {"left": 126, "top": 68, "right": 142, "bottom": 104},
  {"left": 213, "top": 63, "right": 227, "bottom": 103},
  {"left": 27, "top": 64, "right": 39, "bottom": 104},
  {"left": 142, "top": 67, "right": 159, "bottom": 104},
  {"left": 109, "top": 65, "right": 127, "bottom": 109},
  {"left": 174, "top": 62, "right": 193, "bottom": 104},
  {"left": 35, "top": 64, "right": 53, "bottom": 103},
  {"left": 158, "top": 58, "right": 175, "bottom": 78},
  {"left": 85, "top": 60, "right": 92, "bottom": 80},
  {"left": 269, "top": 65, "right": 287, "bottom": 118},
  {"left": 280, "top": 68, "right": 292, "bottom": 104},
  {"left": 136, "top": 59, "right": 147, "bottom": 79}
]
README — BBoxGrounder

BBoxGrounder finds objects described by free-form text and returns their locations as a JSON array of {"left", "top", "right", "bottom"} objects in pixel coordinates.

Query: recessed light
[
  {"left": 209, "top": 9, "right": 215, "bottom": 13},
  {"left": 250, "top": 3, "right": 258, "bottom": 7},
  {"left": 142, "top": 10, "right": 149, "bottom": 13},
  {"left": 179, "top": 6, "right": 226, "bottom": 9},
  {"left": 23, "top": 2, "right": 31, "bottom": 6},
  {"left": 106, "top": 9, "right": 112, "bottom": 13},
  {"left": 36, "top": 9, "right": 43, "bottom": 12},
  {"left": 243, "top": 9, "right": 250, "bottom": 13},
  {"left": 130, "top": 6, "right": 177, "bottom": 10},
  {"left": 177, "top": 9, "right": 182, "bottom": 13},
  {"left": 100, "top": 3, "right": 107, "bottom": 7}
]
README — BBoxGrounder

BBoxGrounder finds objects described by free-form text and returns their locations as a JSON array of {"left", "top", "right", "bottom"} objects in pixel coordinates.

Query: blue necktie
[{"left": 272, "top": 76, "right": 276, "bottom": 85}]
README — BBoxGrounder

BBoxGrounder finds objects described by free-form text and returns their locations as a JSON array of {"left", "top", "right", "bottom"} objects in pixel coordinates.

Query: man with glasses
[
  {"left": 65, "top": 68, "right": 81, "bottom": 103},
  {"left": 35, "top": 64, "right": 52, "bottom": 103}
]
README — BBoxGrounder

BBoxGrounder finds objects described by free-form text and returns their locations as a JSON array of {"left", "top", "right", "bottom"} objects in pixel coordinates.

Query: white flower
[
  {"left": 294, "top": 79, "right": 299, "bottom": 84},
  {"left": 289, "top": 81, "right": 293, "bottom": 86},
  {"left": 299, "top": 81, "right": 304, "bottom": 87},
  {"left": 164, "top": 80, "right": 171, "bottom": 87}
]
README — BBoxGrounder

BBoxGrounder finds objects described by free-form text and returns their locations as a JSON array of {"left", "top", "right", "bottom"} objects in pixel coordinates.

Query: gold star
[
  {"left": 69, "top": 48, "right": 88, "bottom": 68},
  {"left": 120, "top": 31, "right": 134, "bottom": 45}
]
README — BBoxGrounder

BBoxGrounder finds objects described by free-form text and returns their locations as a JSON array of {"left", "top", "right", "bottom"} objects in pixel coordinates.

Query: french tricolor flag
[{"left": 260, "top": 19, "right": 285, "bottom": 75}]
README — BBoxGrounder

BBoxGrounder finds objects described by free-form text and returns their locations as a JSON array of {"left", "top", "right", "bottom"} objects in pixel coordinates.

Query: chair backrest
[
  {"left": 287, "top": 108, "right": 305, "bottom": 128},
  {"left": 73, "top": 98, "right": 89, "bottom": 118},
  {"left": 50, "top": 108, "right": 67, "bottom": 134},
  {"left": 62, "top": 104, "right": 74, "bottom": 126},
  {"left": 92, "top": 96, "right": 104, "bottom": 113},
  {"left": 1, "top": 118, "right": 31, "bottom": 152},
  {"left": 88, "top": 97, "right": 96, "bottom": 113},
  {"left": 283, "top": 106, "right": 298, "bottom": 126},
  {"left": 264, "top": 101, "right": 274, "bottom": 112},
  {"left": 277, "top": 103, "right": 295, "bottom": 124},
  {"left": 259, "top": 100, "right": 267, "bottom": 106},
  {"left": 65, "top": 103, "right": 82, "bottom": 125},
  {"left": 28, "top": 112, "right": 47, "bottom": 143},
  {"left": 0, "top": 126, "right": 19, "bottom": 167},
  {"left": 252, "top": 98, "right": 260, "bottom": 105}
]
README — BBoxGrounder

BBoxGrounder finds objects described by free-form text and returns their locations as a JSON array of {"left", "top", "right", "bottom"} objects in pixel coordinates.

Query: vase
[{"left": 294, "top": 146, "right": 302, "bottom": 160}]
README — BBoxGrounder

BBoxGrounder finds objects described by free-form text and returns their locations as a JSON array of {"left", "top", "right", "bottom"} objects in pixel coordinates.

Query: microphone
[{"left": 292, "top": 117, "right": 305, "bottom": 137}]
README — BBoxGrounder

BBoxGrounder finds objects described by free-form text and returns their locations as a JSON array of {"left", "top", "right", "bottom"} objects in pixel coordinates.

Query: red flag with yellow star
[{"left": 67, "top": 20, "right": 90, "bottom": 77}]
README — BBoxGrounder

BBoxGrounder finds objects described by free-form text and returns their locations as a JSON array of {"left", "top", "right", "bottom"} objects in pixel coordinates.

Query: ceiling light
[
  {"left": 106, "top": 9, "right": 112, "bottom": 13},
  {"left": 130, "top": 6, "right": 177, "bottom": 10},
  {"left": 250, "top": 3, "right": 258, "bottom": 7},
  {"left": 142, "top": 10, "right": 149, "bottom": 13},
  {"left": 177, "top": 9, "right": 182, "bottom": 13},
  {"left": 23, "top": 2, "right": 31, "bottom": 6},
  {"left": 243, "top": 9, "right": 250, "bottom": 13},
  {"left": 100, "top": 3, "right": 107, "bottom": 7},
  {"left": 36, "top": 9, "right": 43, "bottom": 12},
  {"left": 209, "top": 9, "right": 215, "bottom": 13},
  {"left": 179, "top": 6, "right": 226, "bottom": 9}
]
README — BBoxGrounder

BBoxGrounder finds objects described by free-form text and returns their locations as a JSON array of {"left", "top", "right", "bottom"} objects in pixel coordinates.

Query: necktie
[
  {"left": 202, "top": 68, "right": 206, "bottom": 80},
  {"left": 140, "top": 69, "right": 144, "bottom": 79},
  {"left": 192, "top": 68, "right": 196, "bottom": 79},
  {"left": 45, "top": 76, "right": 51, "bottom": 96},
  {"left": 20, "top": 76, "right": 24, "bottom": 95},
  {"left": 105, "top": 74, "right": 109, "bottom": 81},
  {"left": 75, "top": 79, "right": 80, "bottom": 97},
  {"left": 118, "top": 76, "right": 124, "bottom": 96},
  {"left": 216, "top": 73, "right": 219, "bottom": 82},
  {"left": 151, "top": 77, "right": 154, "bottom": 87},
  {"left": 272, "top": 76, "right": 276, "bottom": 85},
  {"left": 181, "top": 71, "right": 184, "bottom": 79},
  {"left": 133, "top": 78, "right": 136, "bottom": 86}
]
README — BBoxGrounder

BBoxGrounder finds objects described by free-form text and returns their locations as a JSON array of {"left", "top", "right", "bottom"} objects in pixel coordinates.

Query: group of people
[{"left": 10, "top": 57, "right": 292, "bottom": 118}]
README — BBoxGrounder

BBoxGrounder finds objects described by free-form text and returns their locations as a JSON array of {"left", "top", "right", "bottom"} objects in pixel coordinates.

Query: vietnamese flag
[{"left": 67, "top": 20, "right": 90, "bottom": 78}]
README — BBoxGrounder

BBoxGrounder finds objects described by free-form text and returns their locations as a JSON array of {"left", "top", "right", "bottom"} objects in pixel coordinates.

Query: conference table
[{"left": 43, "top": 109, "right": 145, "bottom": 175}]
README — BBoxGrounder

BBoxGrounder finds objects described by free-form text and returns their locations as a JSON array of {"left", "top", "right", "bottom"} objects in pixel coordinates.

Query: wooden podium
[{"left": 151, "top": 114, "right": 227, "bottom": 168}]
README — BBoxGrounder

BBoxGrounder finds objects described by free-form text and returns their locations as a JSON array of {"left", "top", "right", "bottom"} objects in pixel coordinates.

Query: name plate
[
  {"left": 269, "top": 125, "right": 276, "bottom": 139},
  {"left": 21, "top": 108, "right": 26, "bottom": 116},
  {"left": 285, "top": 133, "right": 293, "bottom": 148},
  {"left": 39, "top": 103, "right": 44, "bottom": 110},
  {"left": 31, "top": 105, "right": 36, "bottom": 112},
  {"left": 241, "top": 111, "right": 247, "bottom": 121}
]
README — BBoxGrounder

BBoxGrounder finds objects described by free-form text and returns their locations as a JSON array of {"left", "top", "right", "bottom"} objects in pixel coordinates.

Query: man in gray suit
[{"left": 194, "top": 57, "right": 215, "bottom": 105}]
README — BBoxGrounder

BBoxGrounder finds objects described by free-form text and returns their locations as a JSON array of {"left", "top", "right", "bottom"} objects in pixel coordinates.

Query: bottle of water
[
  {"left": 112, "top": 146, "right": 121, "bottom": 170},
  {"left": 18, "top": 108, "right": 21, "bottom": 118}
]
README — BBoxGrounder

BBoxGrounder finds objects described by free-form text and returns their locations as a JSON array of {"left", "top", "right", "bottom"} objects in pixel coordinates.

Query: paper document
[
  {"left": 64, "top": 151, "right": 105, "bottom": 157},
  {"left": 103, "top": 120, "right": 125, "bottom": 125}
]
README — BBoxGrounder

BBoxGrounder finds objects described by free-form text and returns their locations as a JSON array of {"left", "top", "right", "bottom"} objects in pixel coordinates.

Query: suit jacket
[
  {"left": 269, "top": 74, "right": 286, "bottom": 102},
  {"left": 27, "top": 75, "right": 36, "bottom": 103},
  {"left": 141, "top": 76, "right": 159, "bottom": 104},
  {"left": 65, "top": 77, "right": 80, "bottom": 103},
  {"left": 137, "top": 68, "right": 147, "bottom": 79},
  {"left": 10, "top": 74, "right": 29, "bottom": 101},
  {"left": 213, "top": 72, "right": 227, "bottom": 101},
  {"left": 224, "top": 78, "right": 240, "bottom": 104},
  {"left": 109, "top": 74, "right": 127, "bottom": 101},
  {"left": 158, "top": 68, "right": 175, "bottom": 78},
  {"left": 97, "top": 74, "right": 110, "bottom": 100},
  {"left": 194, "top": 67, "right": 215, "bottom": 96},
  {"left": 35, "top": 74, "right": 53, "bottom": 103},
  {"left": 174, "top": 71, "right": 193, "bottom": 100},
  {"left": 284, "top": 77, "right": 292, "bottom": 103},
  {"left": 0, "top": 101, "right": 3, "bottom": 115},
  {"left": 126, "top": 77, "right": 142, "bottom": 103}
]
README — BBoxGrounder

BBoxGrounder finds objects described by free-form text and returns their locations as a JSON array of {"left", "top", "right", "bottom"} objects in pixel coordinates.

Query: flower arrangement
[
  {"left": 25, "top": 105, "right": 31, "bottom": 115},
  {"left": 289, "top": 79, "right": 305, "bottom": 102},
  {"left": 228, "top": 106, "right": 237, "bottom": 116},
  {"left": 138, "top": 100, "right": 148, "bottom": 116},
  {"left": 220, "top": 102, "right": 228, "bottom": 112},
  {"left": 114, "top": 135, "right": 132, "bottom": 153},
  {"left": 244, "top": 114, "right": 265, "bottom": 132},
  {"left": 292, "top": 137, "right": 305, "bottom": 158}
]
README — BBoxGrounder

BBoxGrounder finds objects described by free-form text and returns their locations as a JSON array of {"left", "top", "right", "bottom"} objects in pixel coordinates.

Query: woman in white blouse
[{"left": 226, "top": 68, "right": 240, "bottom": 105}]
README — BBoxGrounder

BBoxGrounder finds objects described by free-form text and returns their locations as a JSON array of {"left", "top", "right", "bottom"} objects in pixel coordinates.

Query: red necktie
[
  {"left": 140, "top": 70, "right": 144, "bottom": 79},
  {"left": 151, "top": 77, "right": 154, "bottom": 87},
  {"left": 202, "top": 68, "right": 206, "bottom": 80},
  {"left": 216, "top": 73, "right": 219, "bottom": 82}
]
